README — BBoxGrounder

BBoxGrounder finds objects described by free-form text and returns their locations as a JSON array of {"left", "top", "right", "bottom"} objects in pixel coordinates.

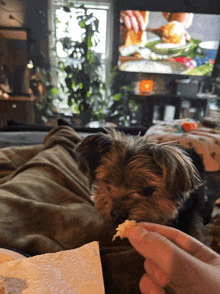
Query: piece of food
[
  {"left": 120, "top": 60, "right": 186, "bottom": 74},
  {"left": 124, "top": 11, "right": 149, "bottom": 47},
  {"left": 146, "top": 21, "right": 186, "bottom": 45},
  {"left": 181, "top": 121, "right": 198, "bottom": 132},
  {"left": 185, "top": 62, "right": 214, "bottom": 76},
  {"left": 155, "top": 43, "right": 183, "bottom": 49},
  {"left": 119, "top": 44, "right": 140, "bottom": 57},
  {"left": 112, "top": 220, "right": 137, "bottom": 241},
  {"left": 138, "top": 47, "right": 152, "bottom": 58},
  {"left": 125, "top": 30, "right": 147, "bottom": 47}
]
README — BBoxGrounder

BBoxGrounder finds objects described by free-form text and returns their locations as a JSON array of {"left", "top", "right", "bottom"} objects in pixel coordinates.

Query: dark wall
[
  {"left": 114, "top": 0, "right": 220, "bottom": 14},
  {"left": 23, "top": 0, "right": 49, "bottom": 68}
]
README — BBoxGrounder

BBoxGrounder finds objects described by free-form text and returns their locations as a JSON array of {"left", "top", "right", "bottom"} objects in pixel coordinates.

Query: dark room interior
[{"left": 0, "top": 1, "right": 219, "bottom": 293}]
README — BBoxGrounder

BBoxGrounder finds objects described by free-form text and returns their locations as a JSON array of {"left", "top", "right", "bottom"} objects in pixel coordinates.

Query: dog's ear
[
  {"left": 75, "top": 133, "right": 112, "bottom": 180},
  {"left": 150, "top": 143, "right": 203, "bottom": 197}
]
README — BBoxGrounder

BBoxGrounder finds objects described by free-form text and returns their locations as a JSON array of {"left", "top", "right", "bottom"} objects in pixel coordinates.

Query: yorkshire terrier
[{"left": 75, "top": 129, "right": 213, "bottom": 245}]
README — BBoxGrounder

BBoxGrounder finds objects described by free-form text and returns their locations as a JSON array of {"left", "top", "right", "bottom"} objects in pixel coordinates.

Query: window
[{"left": 49, "top": 0, "right": 112, "bottom": 112}]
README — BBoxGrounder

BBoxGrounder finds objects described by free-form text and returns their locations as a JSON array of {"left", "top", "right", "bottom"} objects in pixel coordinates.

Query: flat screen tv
[{"left": 117, "top": 10, "right": 220, "bottom": 77}]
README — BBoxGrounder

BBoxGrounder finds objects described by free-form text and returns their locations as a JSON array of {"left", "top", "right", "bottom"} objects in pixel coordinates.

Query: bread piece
[
  {"left": 125, "top": 30, "right": 147, "bottom": 47},
  {"left": 112, "top": 220, "right": 137, "bottom": 241},
  {"left": 160, "top": 21, "right": 185, "bottom": 44},
  {"left": 124, "top": 11, "right": 149, "bottom": 47}
]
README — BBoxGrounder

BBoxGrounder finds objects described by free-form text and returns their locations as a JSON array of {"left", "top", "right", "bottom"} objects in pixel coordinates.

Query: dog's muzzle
[{"left": 110, "top": 203, "right": 129, "bottom": 225}]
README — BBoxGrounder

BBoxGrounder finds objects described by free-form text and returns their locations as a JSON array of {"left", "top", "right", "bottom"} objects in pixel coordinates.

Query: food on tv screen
[{"left": 118, "top": 11, "right": 220, "bottom": 76}]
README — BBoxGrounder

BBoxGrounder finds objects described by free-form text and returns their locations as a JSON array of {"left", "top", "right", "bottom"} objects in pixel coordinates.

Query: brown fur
[
  {"left": 75, "top": 129, "right": 206, "bottom": 243},
  {"left": 206, "top": 213, "right": 220, "bottom": 254}
]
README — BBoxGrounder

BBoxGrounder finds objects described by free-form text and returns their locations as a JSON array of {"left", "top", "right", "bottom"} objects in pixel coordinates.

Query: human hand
[
  {"left": 128, "top": 222, "right": 220, "bottom": 294},
  {"left": 120, "top": 10, "right": 149, "bottom": 34},
  {"left": 162, "top": 12, "right": 193, "bottom": 29}
]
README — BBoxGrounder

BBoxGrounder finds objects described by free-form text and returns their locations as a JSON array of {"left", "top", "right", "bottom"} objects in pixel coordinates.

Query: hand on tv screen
[{"left": 120, "top": 10, "right": 149, "bottom": 34}]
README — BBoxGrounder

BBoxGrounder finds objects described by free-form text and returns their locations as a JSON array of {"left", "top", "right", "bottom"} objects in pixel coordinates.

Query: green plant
[
  {"left": 31, "top": 69, "right": 58, "bottom": 125},
  {"left": 106, "top": 68, "right": 139, "bottom": 126},
  {"left": 57, "top": 4, "right": 106, "bottom": 126},
  {"left": 107, "top": 87, "right": 139, "bottom": 127},
  {"left": 54, "top": 4, "right": 142, "bottom": 127}
]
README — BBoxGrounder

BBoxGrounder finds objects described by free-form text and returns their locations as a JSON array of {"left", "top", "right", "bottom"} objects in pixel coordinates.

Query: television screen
[{"left": 118, "top": 11, "right": 220, "bottom": 76}]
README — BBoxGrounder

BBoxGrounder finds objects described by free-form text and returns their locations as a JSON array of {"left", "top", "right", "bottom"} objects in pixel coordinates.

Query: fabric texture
[
  {"left": 145, "top": 119, "right": 220, "bottom": 172},
  {"left": 0, "top": 126, "right": 104, "bottom": 254},
  {"left": 0, "top": 126, "right": 144, "bottom": 294},
  {"left": 0, "top": 241, "right": 105, "bottom": 294}
]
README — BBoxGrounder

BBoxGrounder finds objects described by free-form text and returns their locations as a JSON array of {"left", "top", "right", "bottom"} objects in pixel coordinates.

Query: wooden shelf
[
  {"left": 0, "top": 96, "right": 36, "bottom": 102},
  {"left": 0, "top": 96, "right": 36, "bottom": 127},
  {"left": 131, "top": 94, "right": 212, "bottom": 127}
]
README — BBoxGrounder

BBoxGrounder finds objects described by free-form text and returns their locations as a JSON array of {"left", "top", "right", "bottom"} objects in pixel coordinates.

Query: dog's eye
[
  {"left": 142, "top": 187, "right": 155, "bottom": 197},
  {"left": 103, "top": 179, "right": 110, "bottom": 184}
]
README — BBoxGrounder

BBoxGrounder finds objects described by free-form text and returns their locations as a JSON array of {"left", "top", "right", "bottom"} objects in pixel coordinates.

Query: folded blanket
[
  {"left": 0, "top": 126, "right": 104, "bottom": 253},
  {"left": 0, "top": 126, "right": 144, "bottom": 294}
]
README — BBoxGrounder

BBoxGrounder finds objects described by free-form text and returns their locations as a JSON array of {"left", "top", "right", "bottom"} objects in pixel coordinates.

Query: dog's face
[{"left": 75, "top": 129, "right": 202, "bottom": 227}]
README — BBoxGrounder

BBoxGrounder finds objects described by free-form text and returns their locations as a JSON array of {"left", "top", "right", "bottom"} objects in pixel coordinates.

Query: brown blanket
[{"left": 0, "top": 126, "right": 144, "bottom": 294}]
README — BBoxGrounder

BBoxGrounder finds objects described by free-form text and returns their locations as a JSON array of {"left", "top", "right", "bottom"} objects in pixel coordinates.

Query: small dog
[{"left": 75, "top": 129, "right": 213, "bottom": 244}]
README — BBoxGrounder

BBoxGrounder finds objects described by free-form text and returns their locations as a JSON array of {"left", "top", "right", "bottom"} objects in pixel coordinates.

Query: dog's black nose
[{"left": 110, "top": 208, "right": 129, "bottom": 225}]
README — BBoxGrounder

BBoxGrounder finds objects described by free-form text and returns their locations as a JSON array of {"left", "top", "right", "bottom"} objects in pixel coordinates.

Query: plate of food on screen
[{"left": 118, "top": 11, "right": 219, "bottom": 76}]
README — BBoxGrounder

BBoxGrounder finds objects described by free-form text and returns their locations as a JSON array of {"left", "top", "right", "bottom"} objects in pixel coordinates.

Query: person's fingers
[
  {"left": 129, "top": 13, "right": 139, "bottom": 34},
  {"left": 129, "top": 226, "right": 179, "bottom": 274},
  {"left": 123, "top": 10, "right": 134, "bottom": 18},
  {"left": 144, "top": 258, "right": 170, "bottom": 287},
  {"left": 128, "top": 225, "right": 206, "bottom": 289},
  {"left": 123, "top": 15, "right": 132, "bottom": 30},
  {"left": 133, "top": 10, "right": 146, "bottom": 31},
  {"left": 162, "top": 12, "right": 171, "bottom": 22},
  {"left": 121, "top": 10, "right": 141, "bottom": 33},
  {"left": 136, "top": 222, "right": 219, "bottom": 263},
  {"left": 120, "top": 11, "right": 132, "bottom": 30},
  {"left": 129, "top": 224, "right": 220, "bottom": 293},
  {"left": 139, "top": 273, "right": 166, "bottom": 294},
  {"left": 169, "top": 12, "right": 194, "bottom": 29}
]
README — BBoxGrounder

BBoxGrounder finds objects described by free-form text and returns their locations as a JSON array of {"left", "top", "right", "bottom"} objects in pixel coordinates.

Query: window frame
[{"left": 48, "top": 0, "right": 113, "bottom": 109}]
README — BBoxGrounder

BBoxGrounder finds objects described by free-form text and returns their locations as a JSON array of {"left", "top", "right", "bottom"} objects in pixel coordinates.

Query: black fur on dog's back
[{"left": 170, "top": 148, "right": 213, "bottom": 242}]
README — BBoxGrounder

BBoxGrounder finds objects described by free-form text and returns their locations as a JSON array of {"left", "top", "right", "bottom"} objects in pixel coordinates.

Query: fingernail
[{"left": 129, "top": 226, "right": 147, "bottom": 243}]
